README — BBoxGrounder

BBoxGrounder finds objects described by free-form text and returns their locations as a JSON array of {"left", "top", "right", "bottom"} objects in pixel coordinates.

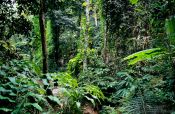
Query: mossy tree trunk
[
  {"left": 39, "top": 0, "right": 48, "bottom": 74},
  {"left": 83, "top": 0, "right": 90, "bottom": 71}
]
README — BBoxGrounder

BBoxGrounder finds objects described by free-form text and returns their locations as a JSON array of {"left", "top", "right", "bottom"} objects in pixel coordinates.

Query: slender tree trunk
[
  {"left": 102, "top": 0, "right": 109, "bottom": 64},
  {"left": 50, "top": 1, "right": 61, "bottom": 68},
  {"left": 77, "top": 8, "right": 82, "bottom": 39},
  {"left": 39, "top": 0, "right": 48, "bottom": 74},
  {"left": 94, "top": 5, "right": 98, "bottom": 27},
  {"left": 54, "top": 25, "right": 61, "bottom": 66},
  {"left": 103, "top": 25, "right": 109, "bottom": 64},
  {"left": 83, "top": 0, "right": 90, "bottom": 71}
]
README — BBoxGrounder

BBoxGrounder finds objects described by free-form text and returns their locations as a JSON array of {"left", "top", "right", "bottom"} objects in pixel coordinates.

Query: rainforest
[{"left": 1, "top": 0, "right": 175, "bottom": 114}]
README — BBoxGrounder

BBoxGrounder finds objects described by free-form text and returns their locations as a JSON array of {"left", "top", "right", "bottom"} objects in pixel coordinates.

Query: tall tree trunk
[
  {"left": 83, "top": 0, "right": 90, "bottom": 71},
  {"left": 103, "top": 24, "right": 109, "bottom": 64},
  {"left": 39, "top": 0, "right": 48, "bottom": 74},
  {"left": 94, "top": 5, "right": 98, "bottom": 27},
  {"left": 77, "top": 7, "right": 82, "bottom": 39},
  {"left": 50, "top": 1, "right": 61, "bottom": 68},
  {"left": 54, "top": 25, "right": 61, "bottom": 66},
  {"left": 102, "top": 0, "right": 109, "bottom": 64}
]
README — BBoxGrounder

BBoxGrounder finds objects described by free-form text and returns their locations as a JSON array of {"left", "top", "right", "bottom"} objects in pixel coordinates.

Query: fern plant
[{"left": 0, "top": 59, "right": 63, "bottom": 113}]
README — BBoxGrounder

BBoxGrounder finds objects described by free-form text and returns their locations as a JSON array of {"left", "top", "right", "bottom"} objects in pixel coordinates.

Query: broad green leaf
[
  {"left": 85, "top": 96, "right": 95, "bottom": 107},
  {"left": 0, "top": 87, "right": 11, "bottom": 92},
  {"left": 91, "top": 95, "right": 101, "bottom": 104},
  {"left": 0, "top": 71, "right": 6, "bottom": 76},
  {"left": 25, "top": 103, "right": 43, "bottom": 111},
  {"left": 28, "top": 92, "right": 46, "bottom": 102},
  {"left": 8, "top": 77, "right": 17, "bottom": 84},
  {"left": 0, "top": 95, "right": 15, "bottom": 102},
  {"left": 0, "top": 108, "right": 13, "bottom": 112},
  {"left": 129, "top": 0, "right": 139, "bottom": 5},
  {"left": 42, "top": 79, "right": 49, "bottom": 85},
  {"left": 37, "top": 88, "right": 46, "bottom": 95},
  {"left": 31, "top": 103, "right": 43, "bottom": 111},
  {"left": 82, "top": 2, "right": 87, "bottom": 7},
  {"left": 123, "top": 48, "right": 164, "bottom": 65},
  {"left": 48, "top": 96, "right": 61, "bottom": 105},
  {"left": 76, "top": 101, "right": 81, "bottom": 108},
  {"left": 9, "top": 92, "right": 17, "bottom": 96}
]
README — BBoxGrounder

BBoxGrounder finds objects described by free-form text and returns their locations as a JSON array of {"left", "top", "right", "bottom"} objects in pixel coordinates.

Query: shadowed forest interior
[{"left": 1, "top": 0, "right": 175, "bottom": 114}]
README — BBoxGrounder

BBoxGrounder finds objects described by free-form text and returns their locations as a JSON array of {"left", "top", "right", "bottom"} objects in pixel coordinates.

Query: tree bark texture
[
  {"left": 83, "top": 0, "right": 90, "bottom": 71},
  {"left": 39, "top": 0, "right": 48, "bottom": 74}
]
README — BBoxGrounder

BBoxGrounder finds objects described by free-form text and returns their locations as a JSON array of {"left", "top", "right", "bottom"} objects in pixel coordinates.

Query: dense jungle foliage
[{"left": 1, "top": 0, "right": 175, "bottom": 114}]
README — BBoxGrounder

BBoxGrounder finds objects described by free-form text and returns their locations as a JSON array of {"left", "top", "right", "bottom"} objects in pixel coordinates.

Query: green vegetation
[{"left": 1, "top": 0, "right": 175, "bottom": 114}]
